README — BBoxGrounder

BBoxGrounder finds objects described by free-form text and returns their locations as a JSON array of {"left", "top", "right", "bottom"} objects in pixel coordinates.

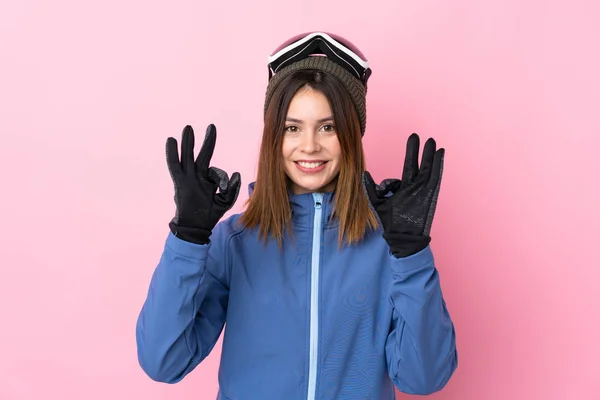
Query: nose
[{"left": 300, "top": 130, "right": 321, "bottom": 153}]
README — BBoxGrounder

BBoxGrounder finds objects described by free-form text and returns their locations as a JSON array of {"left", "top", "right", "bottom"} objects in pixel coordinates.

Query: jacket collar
[{"left": 247, "top": 182, "right": 337, "bottom": 228}]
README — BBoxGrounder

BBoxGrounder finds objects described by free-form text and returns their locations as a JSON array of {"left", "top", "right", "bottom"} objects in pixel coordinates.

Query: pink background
[{"left": 1, "top": 0, "right": 599, "bottom": 399}]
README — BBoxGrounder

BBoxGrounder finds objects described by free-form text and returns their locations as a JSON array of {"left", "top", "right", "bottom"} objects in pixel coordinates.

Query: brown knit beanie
[{"left": 264, "top": 56, "right": 368, "bottom": 135}]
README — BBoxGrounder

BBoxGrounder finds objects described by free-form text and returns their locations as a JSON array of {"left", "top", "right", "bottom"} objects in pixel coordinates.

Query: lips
[
  {"left": 296, "top": 161, "right": 326, "bottom": 169},
  {"left": 294, "top": 160, "right": 328, "bottom": 173}
]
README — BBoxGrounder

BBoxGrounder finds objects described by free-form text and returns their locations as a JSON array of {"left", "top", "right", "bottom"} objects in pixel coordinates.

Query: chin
[{"left": 289, "top": 176, "right": 337, "bottom": 194}]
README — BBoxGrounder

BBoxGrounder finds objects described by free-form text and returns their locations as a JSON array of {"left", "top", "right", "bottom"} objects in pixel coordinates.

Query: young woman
[{"left": 136, "top": 32, "right": 458, "bottom": 399}]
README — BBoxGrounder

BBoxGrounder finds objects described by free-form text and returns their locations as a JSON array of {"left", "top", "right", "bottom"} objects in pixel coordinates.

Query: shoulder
[
  {"left": 205, "top": 213, "right": 248, "bottom": 281},
  {"left": 349, "top": 226, "right": 391, "bottom": 258},
  {"left": 212, "top": 212, "right": 246, "bottom": 241}
]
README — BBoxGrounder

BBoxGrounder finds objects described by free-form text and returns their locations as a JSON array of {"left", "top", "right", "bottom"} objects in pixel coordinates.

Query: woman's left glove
[{"left": 363, "top": 133, "right": 445, "bottom": 258}]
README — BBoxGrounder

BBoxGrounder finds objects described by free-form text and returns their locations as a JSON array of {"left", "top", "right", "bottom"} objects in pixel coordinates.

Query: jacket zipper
[{"left": 307, "top": 193, "right": 323, "bottom": 400}]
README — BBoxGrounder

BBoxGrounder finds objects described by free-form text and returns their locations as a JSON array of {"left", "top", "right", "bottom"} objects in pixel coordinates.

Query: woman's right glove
[{"left": 165, "top": 124, "right": 241, "bottom": 244}]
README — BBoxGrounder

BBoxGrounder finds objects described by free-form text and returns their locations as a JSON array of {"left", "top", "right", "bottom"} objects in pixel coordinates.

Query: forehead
[{"left": 287, "top": 88, "right": 333, "bottom": 118}]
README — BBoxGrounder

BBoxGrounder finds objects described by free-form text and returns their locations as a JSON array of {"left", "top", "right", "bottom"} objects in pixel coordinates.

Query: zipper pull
[{"left": 313, "top": 193, "right": 323, "bottom": 209}]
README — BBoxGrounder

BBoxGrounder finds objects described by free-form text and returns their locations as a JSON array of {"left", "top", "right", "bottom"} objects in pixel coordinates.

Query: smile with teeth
[{"left": 296, "top": 161, "right": 326, "bottom": 169}]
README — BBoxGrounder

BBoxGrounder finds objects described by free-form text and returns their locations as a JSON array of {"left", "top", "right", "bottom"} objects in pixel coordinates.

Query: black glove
[
  {"left": 363, "top": 133, "right": 445, "bottom": 258},
  {"left": 165, "top": 124, "right": 241, "bottom": 244}
]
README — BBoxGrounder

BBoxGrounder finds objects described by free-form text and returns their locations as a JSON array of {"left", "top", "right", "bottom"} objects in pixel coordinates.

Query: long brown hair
[{"left": 239, "top": 69, "right": 378, "bottom": 247}]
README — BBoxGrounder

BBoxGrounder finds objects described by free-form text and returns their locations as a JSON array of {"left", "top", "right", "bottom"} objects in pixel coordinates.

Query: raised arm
[
  {"left": 136, "top": 124, "right": 241, "bottom": 383},
  {"left": 363, "top": 133, "right": 458, "bottom": 394}
]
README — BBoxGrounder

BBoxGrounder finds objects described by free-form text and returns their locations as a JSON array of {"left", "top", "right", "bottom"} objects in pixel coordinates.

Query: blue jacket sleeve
[
  {"left": 135, "top": 223, "right": 230, "bottom": 383},
  {"left": 385, "top": 245, "right": 458, "bottom": 395}
]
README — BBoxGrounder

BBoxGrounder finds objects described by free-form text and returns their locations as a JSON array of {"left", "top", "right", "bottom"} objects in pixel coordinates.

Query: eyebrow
[{"left": 286, "top": 116, "right": 334, "bottom": 123}]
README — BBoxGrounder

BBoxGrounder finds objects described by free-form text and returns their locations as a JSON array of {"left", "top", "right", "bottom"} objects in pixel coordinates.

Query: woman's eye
[
  {"left": 285, "top": 126, "right": 298, "bottom": 133},
  {"left": 322, "top": 124, "right": 336, "bottom": 132}
]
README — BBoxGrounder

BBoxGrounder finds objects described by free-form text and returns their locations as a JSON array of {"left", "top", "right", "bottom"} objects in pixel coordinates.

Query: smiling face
[{"left": 281, "top": 86, "right": 342, "bottom": 195}]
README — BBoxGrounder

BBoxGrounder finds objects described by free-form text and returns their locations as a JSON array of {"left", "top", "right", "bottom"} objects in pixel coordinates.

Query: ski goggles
[{"left": 267, "top": 32, "right": 371, "bottom": 85}]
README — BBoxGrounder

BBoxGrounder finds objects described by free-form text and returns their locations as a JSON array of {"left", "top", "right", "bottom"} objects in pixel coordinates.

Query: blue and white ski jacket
[{"left": 136, "top": 185, "right": 458, "bottom": 399}]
